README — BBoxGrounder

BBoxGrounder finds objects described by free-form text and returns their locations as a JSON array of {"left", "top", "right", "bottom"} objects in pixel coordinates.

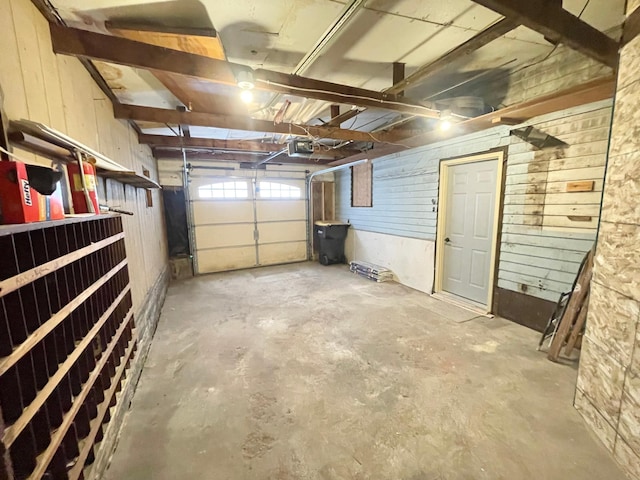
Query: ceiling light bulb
[
  {"left": 240, "top": 89, "right": 254, "bottom": 104},
  {"left": 440, "top": 120, "right": 452, "bottom": 132}
]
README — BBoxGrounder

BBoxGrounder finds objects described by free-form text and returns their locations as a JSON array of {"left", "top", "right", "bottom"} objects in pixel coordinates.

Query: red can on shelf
[
  {"left": 66, "top": 160, "right": 100, "bottom": 214},
  {"left": 0, "top": 161, "right": 65, "bottom": 224}
]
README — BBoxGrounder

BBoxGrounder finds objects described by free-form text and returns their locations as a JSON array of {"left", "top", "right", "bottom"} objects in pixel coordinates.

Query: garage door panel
[
  {"left": 197, "top": 246, "right": 256, "bottom": 273},
  {"left": 193, "top": 200, "right": 253, "bottom": 224},
  {"left": 258, "top": 221, "right": 306, "bottom": 244},
  {"left": 259, "top": 241, "right": 306, "bottom": 265},
  {"left": 195, "top": 224, "right": 254, "bottom": 249},
  {"left": 256, "top": 200, "right": 305, "bottom": 222}
]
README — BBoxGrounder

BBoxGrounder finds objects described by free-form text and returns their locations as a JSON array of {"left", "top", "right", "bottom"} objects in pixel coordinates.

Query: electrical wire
[{"left": 508, "top": 0, "right": 592, "bottom": 75}]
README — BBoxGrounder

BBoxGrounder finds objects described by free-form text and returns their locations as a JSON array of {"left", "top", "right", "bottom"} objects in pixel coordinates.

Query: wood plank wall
[
  {"left": 498, "top": 104, "right": 612, "bottom": 302},
  {"left": 336, "top": 99, "right": 612, "bottom": 304},
  {"left": 0, "top": 0, "right": 168, "bottom": 317},
  {"left": 335, "top": 43, "right": 614, "bottom": 306},
  {"left": 0, "top": 0, "right": 169, "bottom": 476}
]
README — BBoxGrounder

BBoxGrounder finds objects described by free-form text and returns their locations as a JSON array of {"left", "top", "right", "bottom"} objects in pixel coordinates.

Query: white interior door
[
  {"left": 442, "top": 159, "right": 499, "bottom": 305},
  {"left": 190, "top": 176, "right": 307, "bottom": 274}
]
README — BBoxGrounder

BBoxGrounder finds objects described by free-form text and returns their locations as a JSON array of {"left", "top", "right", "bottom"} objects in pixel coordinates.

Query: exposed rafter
[
  {"left": 49, "top": 25, "right": 440, "bottom": 119},
  {"left": 140, "top": 134, "right": 355, "bottom": 160},
  {"left": 329, "top": 76, "right": 616, "bottom": 166},
  {"left": 469, "top": 0, "right": 619, "bottom": 68},
  {"left": 623, "top": 6, "right": 640, "bottom": 45},
  {"left": 153, "top": 148, "right": 333, "bottom": 165},
  {"left": 115, "top": 104, "right": 408, "bottom": 143},
  {"left": 325, "top": 108, "right": 363, "bottom": 127},
  {"left": 141, "top": 135, "right": 284, "bottom": 152},
  {"left": 386, "top": 18, "right": 519, "bottom": 94}
]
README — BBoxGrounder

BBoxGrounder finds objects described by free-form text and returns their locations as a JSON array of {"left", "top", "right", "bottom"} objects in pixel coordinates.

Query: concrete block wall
[{"left": 575, "top": 2, "right": 640, "bottom": 477}]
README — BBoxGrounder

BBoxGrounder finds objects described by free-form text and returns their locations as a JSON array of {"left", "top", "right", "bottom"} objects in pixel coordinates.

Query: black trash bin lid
[{"left": 314, "top": 221, "right": 350, "bottom": 227}]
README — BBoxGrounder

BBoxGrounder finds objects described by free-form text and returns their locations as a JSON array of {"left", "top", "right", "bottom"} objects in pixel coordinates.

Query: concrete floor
[{"left": 104, "top": 262, "right": 625, "bottom": 480}]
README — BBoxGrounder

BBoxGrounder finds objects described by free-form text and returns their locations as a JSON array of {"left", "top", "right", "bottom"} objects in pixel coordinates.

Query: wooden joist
[
  {"left": 116, "top": 104, "right": 406, "bottom": 144},
  {"left": 142, "top": 135, "right": 284, "bottom": 152},
  {"left": 623, "top": 6, "right": 640, "bottom": 46},
  {"left": 469, "top": 0, "right": 619, "bottom": 68},
  {"left": 49, "top": 24, "right": 440, "bottom": 119},
  {"left": 152, "top": 148, "right": 334, "bottom": 164},
  {"left": 329, "top": 75, "right": 616, "bottom": 166},
  {"left": 140, "top": 134, "right": 355, "bottom": 160},
  {"left": 386, "top": 18, "right": 519, "bottom": 94}
]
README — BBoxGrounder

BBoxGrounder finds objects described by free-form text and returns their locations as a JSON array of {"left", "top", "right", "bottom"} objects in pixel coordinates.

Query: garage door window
[
  {"left": 198, "top": 181, "right": 249, "bottom": 199},
  {"left": 258, "top": 181, "right": 301, "bottom": 199}
]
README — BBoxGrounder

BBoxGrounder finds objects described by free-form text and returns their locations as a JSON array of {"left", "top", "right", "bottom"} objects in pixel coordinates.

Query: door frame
[{"left": 434, "top": 151, "right": 505, "bottom": 310}]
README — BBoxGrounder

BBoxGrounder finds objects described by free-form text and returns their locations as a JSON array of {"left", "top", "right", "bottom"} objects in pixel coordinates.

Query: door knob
[{"left": 444, "top": 237, "right": 451, "bottom": 243}]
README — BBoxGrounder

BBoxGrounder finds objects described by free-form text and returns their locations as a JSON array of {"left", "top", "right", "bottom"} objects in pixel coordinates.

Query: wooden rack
[{"left": 0, "top": 215, "right": 136, "bottom": 479}]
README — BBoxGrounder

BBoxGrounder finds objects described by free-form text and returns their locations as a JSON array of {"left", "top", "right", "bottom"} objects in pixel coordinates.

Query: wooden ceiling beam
[
  {"left": 115, "top": 104, "right": 406, "bottom": 143},
  {"left": 140, "top": 134, "right": 355, "bottom": 160},
  {"left": 329, "top": 75, "right": 616, "bottom": 166},
  {"left": 140, "top": 135, "right": 284, "bottom": 152},
  {"left": 49, "top": 25, "right": 440, "bottom": 119},
  {"left": 325, "top": 108, "right": 363, "bottom": 127},
  {"left": 387, "top": 18, "right": 519, "bottom": 94},
  {"left": 153, "top": 148, "right": 332, "bottom": 164},
  {"left": 623, "top": 7, "right": 640, "bottom": 46},
  {"left": 469, "top": 0, "right": 619, "bottom": 68}
]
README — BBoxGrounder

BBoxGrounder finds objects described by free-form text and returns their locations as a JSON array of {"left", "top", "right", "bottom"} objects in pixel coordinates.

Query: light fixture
[
  {"left": 237, "top": 70, "right": 255, "bottom": 103},
  {"left": 240, "top": 89, "right": 254, "bottom": 104},
  {"left": 439, "top": 109, "right": 454, "bottom": 132},
  {"left": 439, "top": 120, "right": 452, "bottom": 132}
]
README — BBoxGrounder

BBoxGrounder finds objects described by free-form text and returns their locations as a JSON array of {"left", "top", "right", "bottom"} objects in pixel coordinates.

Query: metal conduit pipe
[{"left": 305, "top": 158, "right": 369, "bottom": 260}]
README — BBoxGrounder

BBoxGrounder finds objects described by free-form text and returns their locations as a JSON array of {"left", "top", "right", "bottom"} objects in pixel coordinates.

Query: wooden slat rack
[{"left": 0, "top": 215, "right": 136, "bottom": 479}]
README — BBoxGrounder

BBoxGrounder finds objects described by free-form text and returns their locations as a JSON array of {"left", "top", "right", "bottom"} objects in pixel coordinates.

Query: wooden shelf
[
  {"left": 0, "top": 215, "right": 137, "bottom": 479},
  {"left": 9, "top": 119, "right": 161, "bottom": 189},
  {"left": 98, "top": 170, "right": 160, "bottom": 189}
]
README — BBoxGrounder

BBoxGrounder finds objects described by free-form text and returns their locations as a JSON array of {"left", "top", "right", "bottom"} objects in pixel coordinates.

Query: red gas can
[{"left": 66, "top": 160, "right": 99, "bottom": 214}]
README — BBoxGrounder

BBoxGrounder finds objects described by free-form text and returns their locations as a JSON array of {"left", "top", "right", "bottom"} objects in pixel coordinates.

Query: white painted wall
[{"left": 345, "top": 228, "right": 435, "bottom": 294}]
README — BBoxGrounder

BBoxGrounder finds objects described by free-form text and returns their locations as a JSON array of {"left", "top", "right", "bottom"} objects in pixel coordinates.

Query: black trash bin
[{"left": 315, "top": 221, "right": 350, "bottom": 265}]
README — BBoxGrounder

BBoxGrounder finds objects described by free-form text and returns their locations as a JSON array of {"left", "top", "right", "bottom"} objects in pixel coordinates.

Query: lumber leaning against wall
[{"left": 0, "top": 0, "right": 169, "bottom": 477}]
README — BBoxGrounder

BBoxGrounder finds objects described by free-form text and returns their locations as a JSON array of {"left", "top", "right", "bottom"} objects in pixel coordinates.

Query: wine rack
[{"left": 0, "top": 216, "right": 137, "bottom": 479}]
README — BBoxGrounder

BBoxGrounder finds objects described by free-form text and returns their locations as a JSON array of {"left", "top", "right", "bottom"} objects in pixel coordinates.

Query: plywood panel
[{"left": 352, "top": 161, "right": 373, "bottom": 207}]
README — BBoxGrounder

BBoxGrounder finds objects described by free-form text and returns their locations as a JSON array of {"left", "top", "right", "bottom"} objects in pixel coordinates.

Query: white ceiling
[{"left": 50, "top": 0, "right": 626, "bottom": 142}]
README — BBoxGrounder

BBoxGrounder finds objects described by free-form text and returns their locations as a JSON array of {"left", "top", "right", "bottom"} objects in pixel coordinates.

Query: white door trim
[{"left": 434, "top": 151, "right": 505, "bottom": 311}]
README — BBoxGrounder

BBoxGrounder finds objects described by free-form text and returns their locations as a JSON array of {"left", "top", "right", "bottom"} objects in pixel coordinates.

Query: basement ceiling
[{"left": 46, "top": 0, "right": 625, "bottom": 164}]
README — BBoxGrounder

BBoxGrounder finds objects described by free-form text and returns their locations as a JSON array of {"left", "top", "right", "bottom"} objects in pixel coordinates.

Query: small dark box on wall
[{"left": 0, "top": 160, "right": 65, "bottom": 224}]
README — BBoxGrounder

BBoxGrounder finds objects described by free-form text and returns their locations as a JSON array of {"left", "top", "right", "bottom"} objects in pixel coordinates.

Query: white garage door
[{"left": 190, "top": 175, "right": 307, "bottom": 274}]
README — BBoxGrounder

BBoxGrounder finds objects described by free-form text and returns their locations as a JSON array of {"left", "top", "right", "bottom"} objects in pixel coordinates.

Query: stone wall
[{"left": 575, "top": 1, "right": 640, "bottom": 477}]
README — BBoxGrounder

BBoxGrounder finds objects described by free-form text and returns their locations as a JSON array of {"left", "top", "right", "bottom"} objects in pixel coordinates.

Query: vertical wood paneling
[{"left": 0, "top": 0, "right": 167, "bottom": 331}]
